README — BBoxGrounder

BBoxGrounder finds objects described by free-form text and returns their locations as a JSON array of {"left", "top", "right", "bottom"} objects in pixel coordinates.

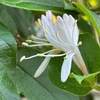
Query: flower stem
[{"left": 73, "top": 48, "right": 88, "bottom": 75}]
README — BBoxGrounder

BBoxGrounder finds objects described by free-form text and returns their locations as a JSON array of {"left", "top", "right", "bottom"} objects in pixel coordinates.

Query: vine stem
[
  {"left": 94, "top": 28, "right": 100, "bottom": 46},
  {"left": 94, "top": 82, "right": 100, "bottom": 91}
]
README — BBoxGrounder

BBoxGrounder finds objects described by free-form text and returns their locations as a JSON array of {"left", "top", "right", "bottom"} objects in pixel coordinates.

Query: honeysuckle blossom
[{"left": 20, "top": 10, "right": 88, "bottom": 82}]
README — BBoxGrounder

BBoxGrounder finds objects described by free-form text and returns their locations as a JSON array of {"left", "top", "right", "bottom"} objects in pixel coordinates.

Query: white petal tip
[
  {"left": 46, "top": 10, "right": 52, "bottom": 14},
  {"left": 61, "top": 73, "right": 69, "bottom": 83},
  {"left": 61, "top": 78, "right": 67, "bottom": 83},
  {"left": 34, "top": 73, "right": 39, "bottom": 78},
  {"left": 61, "top": 53, "right": 75, "bottom": 83}
]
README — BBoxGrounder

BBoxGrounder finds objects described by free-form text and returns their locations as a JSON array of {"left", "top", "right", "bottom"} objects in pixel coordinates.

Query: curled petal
[
  {"left": 61, "top": 53, "right": 75, "bottom": 82},
  {"left": 34, "top": 57, "right": 51, "bottom": 78},
  {"left": 34, "top": 51, "right": 54, "bottom": 78}
]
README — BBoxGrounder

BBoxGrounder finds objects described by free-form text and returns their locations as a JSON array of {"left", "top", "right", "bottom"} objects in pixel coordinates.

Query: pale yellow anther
[
  {"left": 74, "top": 20, "right": 77, "bottom": 26},
  {"left": 52, "top": 14, "right": 57, "bottom": 23},
  {"left": 44, "top": 30, "right": 49, "bottom": 34},
  {"left": 30, "top": 35, "right": 34, "bottom": 39},
  {"left": 38, "top": 19, "right": 42, "bottom": 26},
  {"left": 20, "top": 56, "right": 26, "bottom": 62},
  {"left": 37, "top": 54, "right": 44, "bottom": 57},
  {"left": 26, "top": 40, "right": 33, "bottom": 43},
  {"left": 78, "top": 41, "right": 82, "bottom": 46},
  {"left": 35, "top": 21, "right": 39, "bottom": 27},
  {"left": 35, "top": 19, "right": 41, "bottom": 27},
  {"left": 56, "top": 32, "right": 59, "bottom": 37},
  {"left": 22, "top": 42, "right": 28, "bottom": 46}
]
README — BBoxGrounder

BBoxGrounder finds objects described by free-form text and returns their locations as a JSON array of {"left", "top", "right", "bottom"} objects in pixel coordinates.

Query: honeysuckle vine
[{"left": 20, "top": 10, "right": 88, "bottom": 82}]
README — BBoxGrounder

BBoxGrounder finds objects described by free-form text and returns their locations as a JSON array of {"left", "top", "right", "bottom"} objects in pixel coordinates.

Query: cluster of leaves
[{"left": 0, "top": 0, "right": 100, "bottom": 100}]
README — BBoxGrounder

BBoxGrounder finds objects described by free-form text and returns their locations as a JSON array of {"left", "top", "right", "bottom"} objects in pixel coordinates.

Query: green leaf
[
  {"left": 0, "top": 22, "right": 19, "bottom": 100},
  {"left": 6, "top": 7, "right": 36, "bottom": 37},
  {"left": 0, "top": 5, "right": 17, "bottom": 34},
  {"left": 12, "top": 67, "right": 55, "bottom": 100},
  {"left": 17, "top": 47, "right": 79, "bottom": 100},
  {"left": 64, "top": 0, "right": 76, "bottom": 10},
  {"left": 73, "top": 2, "right": 100, "bottom": 36},
  {"left": 77, "top": 18, "right": 93, "bottom": 34},
  {"left": 0, "top": 0, "right": 65, "bottom": 13},
  {"left": 49, "top": 33, "right": 100, "bottom": 95}
]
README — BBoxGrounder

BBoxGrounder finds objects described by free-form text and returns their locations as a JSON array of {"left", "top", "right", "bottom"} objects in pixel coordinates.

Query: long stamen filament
[
  {"left": 37, "top": 50, "right": 73, "bottom": 57},
  {"left": 20, "top": 49, "right": 58, "bottom": 61},
  {"left": 37, "top": 53, "right": 67, "bottom": 57},
  {"left": 26, "top": 40, "right": 49, "bottom": 44},
  {"left": 42, "top": 49, "right": 58, "bottom": 54},
  {"left": 22, "top": 42, "right": 52, "bottom": 47},
  {"left": 27, "top": 43, "right": 52, "bottom": 47},
  {"left": 31, "top": 35, "right": 48, "bottom": 42}
]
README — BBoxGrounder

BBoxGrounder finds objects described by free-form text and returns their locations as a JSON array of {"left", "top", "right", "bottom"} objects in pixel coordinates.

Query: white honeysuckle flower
[{"left": 20, "top": 10, "right": 88, "bottom": 82}]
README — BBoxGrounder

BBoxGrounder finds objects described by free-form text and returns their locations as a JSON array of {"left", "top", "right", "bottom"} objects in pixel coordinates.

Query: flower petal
[
  {"left": 63, "top": 14, "right": 72, "bottom": 41},
  {"left": 56, "top": 16, "right": 71, "bottom": 43},
  {"left": 45, "top": 33, "right": 69, "bottom": 51},
  {"left": 68, "top": 15, "right": 79, "bottom": 46},
  {"left": 61, "top": 53, "right": 75, "bottom": 82},
  {"left": 72, "top": 23, "right": 79, "bottom": 46},
  {"left": 46, "top": 10, "right": 52, "bottom": 21},
  {"left": 41, "top": 13, "right": 56, "bottom": 39},
  {"left": 34, "top": 56, "right": 51, "bottom": 78}
]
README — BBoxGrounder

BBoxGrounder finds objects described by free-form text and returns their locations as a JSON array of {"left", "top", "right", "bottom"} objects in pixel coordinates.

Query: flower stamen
[
  {"left": 74, "top": 20, "right": 77, "bottom": 26},
  {"left": 78, "top": 41, "right": 82, "bottom": 46},
  {"left": 25, "top": 40, "right": 33, "bottom": 43},
  {"left": 37, "top": 54, "right": 44, "bottom": 56},
  {"left": 20, "top": 56, "right": 26, "bottom": 62},
  {"left": 22, "top": 42, "right": 28, "bottom": 46},
  {"left": 20, "top": 49, "right": 59, "bottom": 61},
  {"left": 35, "top": 19, "right": 41, "bottom": 27},
  {"left": 31, "top": 35, "right": 48, "bottom": 42},
  {"left": 56, "top": 32, "right": 59, "bottom": 37},
  {"left": 37, "top": 53, "right": 67, "bottom": 57},
  {"left": 52, "top": 14, "right": 57, "bottom": 23},
  {"left": 44, "top": 30, "right": 49, "bottom": 34},
  {"left": 22, "top": 42, "right": 52, "bottom": 47}
]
